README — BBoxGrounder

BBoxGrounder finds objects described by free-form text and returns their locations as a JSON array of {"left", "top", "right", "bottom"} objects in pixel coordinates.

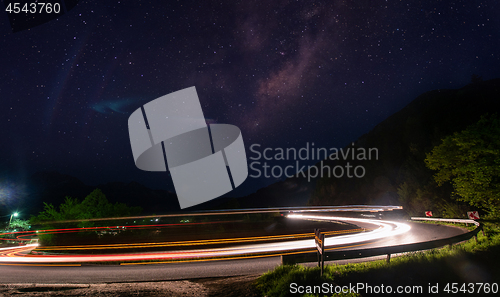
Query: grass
[{"left": 255, "top": 221, "right": 500, "bottom": 297}]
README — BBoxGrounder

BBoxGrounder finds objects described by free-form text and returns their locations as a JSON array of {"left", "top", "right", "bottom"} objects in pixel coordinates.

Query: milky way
[{"left": 0, "top": 0, "right": 498, "bottom": 198}]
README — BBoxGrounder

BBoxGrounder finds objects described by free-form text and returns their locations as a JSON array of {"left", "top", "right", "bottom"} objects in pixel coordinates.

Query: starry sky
[{"left": 0, "top": 0, "right": 499, "bottom": 203}]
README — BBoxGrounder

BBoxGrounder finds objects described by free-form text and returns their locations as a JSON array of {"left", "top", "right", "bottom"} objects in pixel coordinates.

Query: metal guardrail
[
  {"left": 410, "top": 217, "right": 479, "bottom": 226},
  {"left": 281, "top": 217, "right": 483, "bottom": 265}
]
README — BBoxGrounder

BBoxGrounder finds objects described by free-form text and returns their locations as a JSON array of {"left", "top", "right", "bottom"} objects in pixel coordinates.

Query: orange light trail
[{"left": 0, "top": 215, "right": 409, "bottom": 264}]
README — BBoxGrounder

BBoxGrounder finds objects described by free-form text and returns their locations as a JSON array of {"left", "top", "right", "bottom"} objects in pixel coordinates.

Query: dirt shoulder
[{"left": 0, "top": 275, "right": 261, "bottom": 297}]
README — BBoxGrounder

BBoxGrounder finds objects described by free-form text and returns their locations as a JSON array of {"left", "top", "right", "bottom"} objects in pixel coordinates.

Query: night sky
[{"left": 1, "top": 0, "right": 499, "bottom": 207}]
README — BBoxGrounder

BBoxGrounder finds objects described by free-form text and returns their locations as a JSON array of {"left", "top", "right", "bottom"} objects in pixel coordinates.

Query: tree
[
  {"left": 425, "top": 114, "right": 500, "bottom": 216},
  {"left": 31, "top": 189, "right": 142, "bottom": 227},
  {"left": 9, "top": 219, "right": 30, "bottom": 230}
]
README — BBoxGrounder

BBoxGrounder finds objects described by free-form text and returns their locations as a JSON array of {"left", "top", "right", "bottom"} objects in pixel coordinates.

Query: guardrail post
[
  {"left": 321, "top": 256, "right": 324, "bottom": 276},
  {"left": 474, "top": 235, "right": 478, "bottom": 243},
  {"left": 386, "top": 254, "right": 391, "bottom": 263}
]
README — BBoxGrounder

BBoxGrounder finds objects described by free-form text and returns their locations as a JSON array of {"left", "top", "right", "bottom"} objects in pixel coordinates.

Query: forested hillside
[{"left": 308, "top": 78, "right": 500, "bottom": 217}]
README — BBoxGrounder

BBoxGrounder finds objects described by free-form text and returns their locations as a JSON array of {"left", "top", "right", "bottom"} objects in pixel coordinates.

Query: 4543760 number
[
  {"left": 443, "top": 283, "right": 498, "bottom": 294},
  {"left": 5, "top": 2, "right": 61, "bottom": 14}
]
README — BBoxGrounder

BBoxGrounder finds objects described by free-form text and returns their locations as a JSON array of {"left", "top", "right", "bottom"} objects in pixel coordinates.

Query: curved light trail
[
  {"left": 0, "top": 214, "right": 410, "bottom": 264},
  {"left": 288, "top": 214, "right": 411, "bottom": 247},
  {"left": 28, "top": 205, "right": 402, "bottom": 225}
]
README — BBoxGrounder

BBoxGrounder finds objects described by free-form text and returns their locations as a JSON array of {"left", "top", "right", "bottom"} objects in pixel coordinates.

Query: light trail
[
  {"left": 0, "top": 244, "right": 38, "bottom": 252},
  {"left": 31, "top": 205, "right": 402, "bottom": 225},
  {"left": 1, "top": 220, "right": 240, "bottom": 237},
  {"left": 286, "top": 214, "right": 411, "bottom": 246},
  {"left": 34, "top": 229, "right": 364, "bottom": 251},
  {"left": 0, "top": 214, "right": 410, "bottom": 264}
]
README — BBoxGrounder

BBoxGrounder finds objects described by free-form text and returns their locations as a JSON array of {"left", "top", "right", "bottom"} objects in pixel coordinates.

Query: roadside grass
[{"left": 255, "top": 221, "right": 500, "bottom": 297}]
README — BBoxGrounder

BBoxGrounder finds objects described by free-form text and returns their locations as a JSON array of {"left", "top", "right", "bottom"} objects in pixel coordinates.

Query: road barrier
[{"left": 281, "top": 217, "right": 483, "bottom": 265}]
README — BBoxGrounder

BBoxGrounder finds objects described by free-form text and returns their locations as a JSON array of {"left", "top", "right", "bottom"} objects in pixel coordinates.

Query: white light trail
[
  {"left": 287, "top": 214, "right": 411, "bottom": 246},
  {"left": 0, "top": 243, "right": 38, "bottom": 251},
  {"left": 0, "top": 215, "right": 410, "bottom": 263}
]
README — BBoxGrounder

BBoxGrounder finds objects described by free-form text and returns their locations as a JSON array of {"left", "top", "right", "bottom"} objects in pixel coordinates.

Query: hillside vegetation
[{"left": 308, "top": 78, "right": 500, "bottom": 218}]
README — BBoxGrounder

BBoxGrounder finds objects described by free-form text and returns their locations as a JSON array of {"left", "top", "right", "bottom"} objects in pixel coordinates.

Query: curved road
[{"left": 0, "top": 217, "right": 468, "bottom": 284}]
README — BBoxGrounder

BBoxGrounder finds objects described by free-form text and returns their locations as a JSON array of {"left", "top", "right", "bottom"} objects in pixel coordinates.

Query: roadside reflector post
[
  {"left": 317, "top": 248, "right": 320, "bottom": 267},
  {"left": 314, "top": 228, "right": 325, "bottom": 276},
  {"left": 320, "top": 232, "right": 324, "bottom": 276},
  {"left": 321, "top": 254, "right": 324, "bottom": 276},
  {"left": 315, "top": 229, "right": 319, "bottom": 267}
]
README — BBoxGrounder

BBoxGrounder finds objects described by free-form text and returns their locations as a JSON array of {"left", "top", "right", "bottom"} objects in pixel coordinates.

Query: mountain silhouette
[{"left": 13, "top": 78, "right": 500, "bottom": 217}]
